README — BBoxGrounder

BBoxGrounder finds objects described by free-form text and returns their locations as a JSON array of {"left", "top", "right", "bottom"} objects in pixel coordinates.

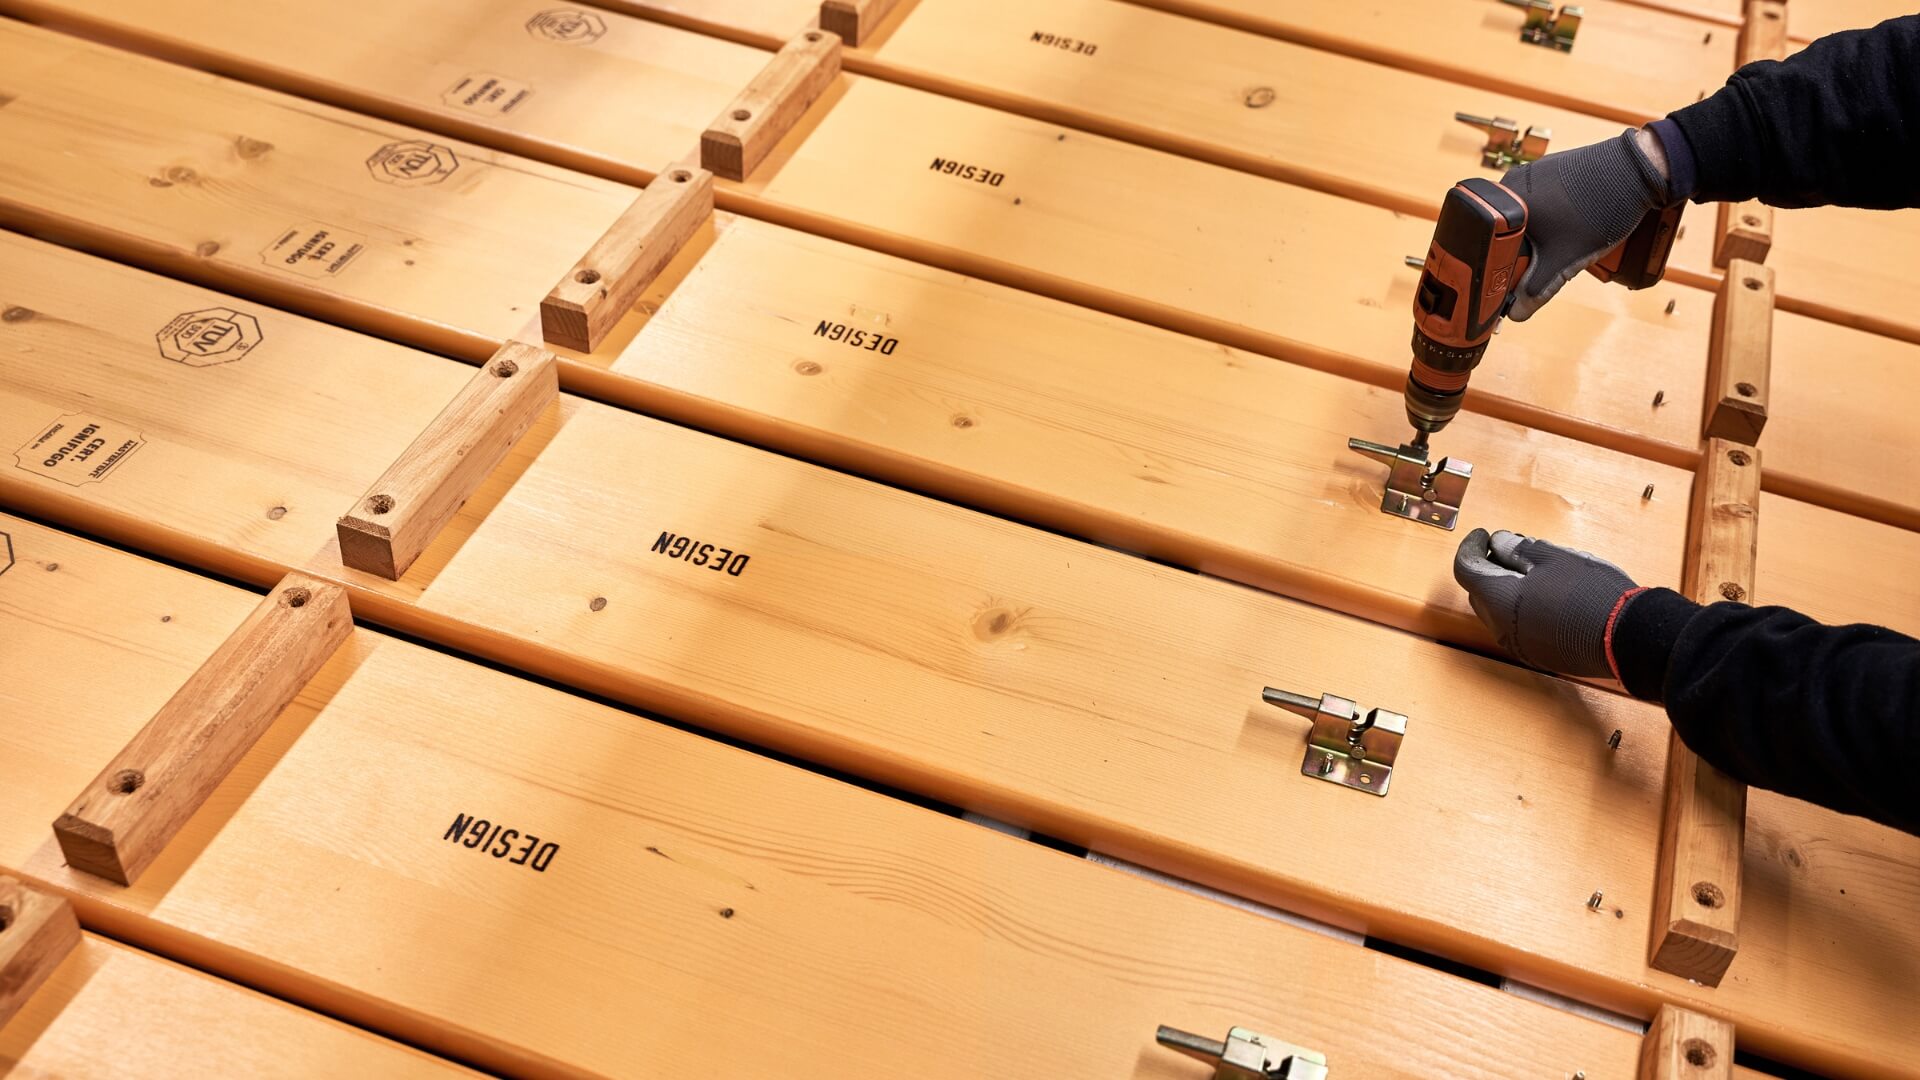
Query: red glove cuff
[{"left": 1603, "top": 586, "right": 1648, "bottom": 684}]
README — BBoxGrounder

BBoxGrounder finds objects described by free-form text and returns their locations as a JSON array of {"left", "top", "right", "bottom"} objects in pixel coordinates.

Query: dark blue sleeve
[
  {"left": 1664, "top": 14, "right": 1920, "bottom": 209},
  {"left": 1612, "top": 587, "right": 1920, "bottom": 835}
]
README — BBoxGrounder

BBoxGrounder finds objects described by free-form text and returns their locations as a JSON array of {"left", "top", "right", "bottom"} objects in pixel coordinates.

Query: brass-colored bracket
[
  {"left": 1348, "top": 438, "right": 1471, "bottom": 531},
  {"left": 1156, "top": 1025, "right": 1329, "bottom": 1080},
  {"left": 1454, "top": 112, "right": 1550, "bottom": 169},
  {"left": 1262, "top": 688, "right": 1407, "bottom": 797},
  {"left": 1505, "top": 0, "right": 1582, "bottom": 50}
]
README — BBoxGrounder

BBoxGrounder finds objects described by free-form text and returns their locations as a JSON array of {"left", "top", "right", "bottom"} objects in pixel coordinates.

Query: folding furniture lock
[
  {"left": 1156, "top": 1024, "right": 1329, "bottom": 1080},
  {"left": 1504, "top": 0, "right": 1583, "bottom": 50},
  {"left": 1454, "top": 112, "right": 1551, "bottom": 169},
  {"left": 1347, "top": 438, "right": 1472, "bottom": 531},
  {"left": 1262, "top": 689, "right": 1406, "bottom": 797}
]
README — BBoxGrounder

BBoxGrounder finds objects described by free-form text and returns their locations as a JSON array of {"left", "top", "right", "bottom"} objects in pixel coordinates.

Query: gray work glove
[
  {"left": 1502, "top": 129, "right": 1676, "bottom": 322},
  {"left": 1453, "top": 528, "right": 1639, "bottom": 678}
]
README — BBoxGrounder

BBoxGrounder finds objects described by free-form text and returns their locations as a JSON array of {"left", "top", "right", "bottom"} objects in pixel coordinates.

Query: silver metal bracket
[
  {"left": 1504, "top": 0, "right": 1582, "bottom": 50},
  {"left": 1454, "top": 112, "right": 1551, "bottom": 169},
  {"left": 1347, "top": 438, "right": 1471, "bottom": 530},
  {"left": 1157, "top": 1025, "right": 1329, "bottom": 1080},
  {"left": 1263, "top": 688, "right": 1406, "bottom": 797}
]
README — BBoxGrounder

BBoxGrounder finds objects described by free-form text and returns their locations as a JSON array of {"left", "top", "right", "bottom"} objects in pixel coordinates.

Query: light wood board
[
  {"left": 1760, "top": 492, "right": 1920, "bottom": 641},
  {"left": 1, "top": 240, "right": 1916, "bottom": 1076},
  {"left": 1615, "top": 0, "right": 1917, "bottom": 40},
  {"left": 0, "top": 933, "right": 475, "bottom": 1077},
  {"left": 0, "top": 515, "right": 1677, "bottom": 1080},
  {"left": 0, "top": 10, "right": 1713, "bottom": 465},
  {"left": 1109, "top": 0, "right": 1733, "bottom": 125}
]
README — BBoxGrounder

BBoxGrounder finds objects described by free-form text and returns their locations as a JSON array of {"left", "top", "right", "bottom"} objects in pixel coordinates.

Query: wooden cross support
[
  {"left": 820, "top": 0, "right": 905, "bottom": 46},
  {"left": 1714, "top": 0, "right": 1788, "bottom": 267},
  {"left": 337, "top": 342, "right": 557, "bottom": 580},
  {"left": 1703, "top": 260, "right": 1772, "bottom": 445},
  {"left": 1638, "top": 1005, "right": 1735, "bottom": 1079},
  {"left": 1648, "top": 439, "right": 1759, "bottom": 986},
  {"left": 540, "top": 163, "right": 715, "bottom": 354},
  {"left": 0, "top": 875, "right": 82, "bottom": 1029},
  {"left": 701, "top": 29, "right": 842, "bottom": 182},
  {"left": 52, "top": 574, "right": 352, "bottom": 886}
]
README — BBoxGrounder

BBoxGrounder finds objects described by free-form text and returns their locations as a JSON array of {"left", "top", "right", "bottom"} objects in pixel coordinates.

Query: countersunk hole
[
  {"left": 490, "top": 358, "right": 519, "bottom": 378},
  {"left": 365, "top": 494, "right": 395, "bottom": 515},
  {"left": 1726, "top": 449, "right": 1751, "bottom": 466},
  {"left": 281, "top": 587, "right": 311, "bottom": 609},
  {"left": 0, "top": 903, "right": 12, "bottom": 932},
  {"left": 1683, "top": 1039, "right": 1717, "bottom": 1067},
  {"left": 1691, "top": 881, "right": 1725, "bottom": 909},
  {"left": 669, "top": 169, "right": 691, "bottom": 183},
  {"left": 111, "top": 769, "right": 145, "bottom": 795},
  {"left": 1734, "top": 381, "right": 1757, "bottom": 397},
  {"left": 732, "top": 108, "right": 752, "bottom": 122},
  {"left": 1742, "top": 276, "right": 1763, "bottom": 290},
  {"left": 195, "top": 241, "right": 221, "bottom": 258},
  {"left": 1719, "top": 582, "right": 1746, "bottom": 602},
  {"left": 793, "top": 360, "right": 822, "bottom": 376},
  {"left": 589, "top": 596, "right": 608, "bottom": 612},
  {"left": 951, "top": 414, "right": 975, "bottom": 429},
  {"left": 266, "top": 505, "right": 288, "bottom": 520},
  {"left": 718, "top": 906, "right": 736, "bottom": 918},
  {"left": 804, "top": 31, "right": 821, "bottom": 42},
  {"left": 1740, "top": 214, "right": 1761, "bottom": 227},
  {"left": 574, "top": 269, "right": 601, "bottom": 285}
]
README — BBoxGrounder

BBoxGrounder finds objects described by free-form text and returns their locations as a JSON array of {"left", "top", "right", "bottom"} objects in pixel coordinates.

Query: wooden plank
[
  {"left": 0, "top": 517, "right": 1676, "bottom": 1080},
  {"left": 819, "top": 0, "right": 906, "bottom": 45},
  {"left": 0, "top": 875, "right": 81, "bottom": 1029},
  {"left": 1090, "top": 0, "right": 1734, "bottom": 125},
  {"left": 541, "top": 164, "right": 715, "bottom": 353},
  {"left": 701, "top": 28, "right": 842, "bottom": 181},
  {"left": 338, "top": 343, "right": 557, "bottom": 579},
  {"left": 1738, "top": 0, "right": 1790, "bottom": 62},
  {"left": 1711, "top": 202, "right": 1771, "bottom": 268},
  {"left": 1702, "top": 262, "right": 1770, "bottom": 445},
  {"left": 1761, "top": 492, "right": 1920, "bottom": 640},
  {"left": 1, "top": 932, "right": 474, "bottom": 1076},
  {"left": 1639, "top": 1005, "right": 1735, "bottom": 1080},
  {"left": 1648, "top": 440, "right": 1758, "bottom": 986},
  {"left": 52, "top": 574, "right": 352, "bottom": 885},
  {"left": 0, "top": 11, "right": 1712, "bottom": 466},
  {"left": 1, "top": 241, "right": 1916, "bottom": 1078}
]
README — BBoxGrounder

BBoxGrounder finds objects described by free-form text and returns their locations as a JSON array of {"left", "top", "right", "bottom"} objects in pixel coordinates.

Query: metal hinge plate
[
  {"left": 1264, "top": 688, "right": 1406, "bottom": 797},
  {"left": 1348, "top": 438, "right": 1471, "bottom": 530},
  {"left": 1157, "top": 1025, "right": 1329, "bottom": 1080},
  {"left": 1505, "top": 0, "right": 1582, "bottom": 50},
  {"left": 1454, "top": 111, "right": 1551, "bottom": 169}
]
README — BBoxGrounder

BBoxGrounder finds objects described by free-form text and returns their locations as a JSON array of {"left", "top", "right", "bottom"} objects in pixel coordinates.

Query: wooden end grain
[
  {"left": 1712, "top": 201, "right": 1771, "bottom": 269},
  {"left": 52, "top": 574, "right": 352, "bottom": 885},
  {"left": 540, "top": 164, "right": 715, "bottom": 354},
  {"left": 1648, "top": 439, "right": 1759, "bottom": 986},
  {"left": 820, "top": 0, "right": 905, "bottom": 46},
  {"left": 701, "top": 29, "right": 842, "bottom": 181},
  {"left": 337, "top": 342, "right": 556, "bottom": 580},
  {"left": 1702, "top": 260, "right": 1771, "bottom": 445},
  {"left": 0, "top": 875, "right": 82, "bottom": 1028},
  {"left": 1637, "top": 1004, "right": 1734, "bottom": 1079}
]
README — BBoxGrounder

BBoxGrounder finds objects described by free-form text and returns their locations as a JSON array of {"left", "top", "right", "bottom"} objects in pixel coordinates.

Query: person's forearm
[
  {"left": 1657, "top": 14, "right": 1920, "bottom": 208},
  {"left": 1613, "top": 589, "right": 1920, "bottom": 834}
]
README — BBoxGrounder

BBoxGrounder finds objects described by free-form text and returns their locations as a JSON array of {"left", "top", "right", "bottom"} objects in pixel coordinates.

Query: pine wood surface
[
  {"left": 0, "top": 11, "right": 1712, "bottom": 466},
  {"left": 1, "top": 245, "right": 1917, "bottom": 1076},
  {"left": 0, "top": 933, "right": 475, "bottom": 1077},
  {"left": 0, "top": 517, "right": 1678, "bottom": 1080},
  {"left": 1616, "top": 0, "right": 1916, "bottom": 40},
  {"left": 1759, "top": 492, "right": 1920, "bottom": 640},
  {"left": 0, "top": 877, "right": 81, "bottom": 1030},
  {"left": 1638, "top": 1005, "right": 1735, "bottom": 1080}
]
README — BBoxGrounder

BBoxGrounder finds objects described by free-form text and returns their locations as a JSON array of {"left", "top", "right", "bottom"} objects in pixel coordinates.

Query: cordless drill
[{"left": 1404, "top": 178, "right": 1681, "bottom": 447}]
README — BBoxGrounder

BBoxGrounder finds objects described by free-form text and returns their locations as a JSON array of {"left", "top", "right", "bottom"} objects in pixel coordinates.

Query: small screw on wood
[
  {"left": 1652, "top": 389, "right": 1666, "bottom": 408},
  {"left": 1664, "top": 299, "right": 1676, "bottom": 315},
  {"left": 1607, "top": 729, "right": 1623, "bottom": 750},
  {"left": 1587, "top": 890, "right": 1604, "bottom": 910},
  {"left": 1642, "top": 484, "right": 1654, "bottom": 501},
  {"left": 1318, "top": 756, "right": 1334, "bottom": 777}
]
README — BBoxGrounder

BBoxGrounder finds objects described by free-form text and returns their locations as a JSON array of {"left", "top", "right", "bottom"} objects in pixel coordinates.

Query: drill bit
[{"left": 1409, "top": 429, "right": 1430, "bottom": 453}]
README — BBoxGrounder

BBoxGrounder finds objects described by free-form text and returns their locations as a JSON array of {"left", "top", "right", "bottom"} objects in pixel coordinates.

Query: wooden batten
[
  {"left": 338, "top": 343, "right": 557, "bottom": 580},
  {"left": 0, "top": 875, "right": 82, "bottom": 1028},
  {"left": 52, "top": 574, "right": 353, "bottom": 885},
  {"left": 820, "top": 0, "right": 904, "bottom": 45},
  {"left": 1702, "top": 261, "right": 1772, "bottom": 445},
  {"left": 1639, "top": 1005, "right": 1736, "bottom": 1079},
  {"left": 1711, "top": 0, "right": 1788, "bottom": 268},
  {"left": 1648, "top": 439, "right": 1760, "bottom": 986},
  {"left": 541, "top": 165, "right": 715, "bottom": 354},
  {"left": 701, "top": 28, "right": 843, "bottom": 180}
]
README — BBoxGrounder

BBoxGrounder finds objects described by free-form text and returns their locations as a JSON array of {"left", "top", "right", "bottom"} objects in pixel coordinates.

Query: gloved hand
[
  {"left": 1453, "top": 528, "right": 1640, "bottom": 678},
  {"left": 1502, "top": 128, "right": 1677, "bottom": 322}
]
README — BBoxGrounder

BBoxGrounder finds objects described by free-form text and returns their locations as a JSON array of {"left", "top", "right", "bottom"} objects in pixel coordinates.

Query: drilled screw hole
[
  {"left": 1740, "top": 214, "right": 1761, "bottom": 227},
  {"left": 1734, "top": 381, "right": 1757, "bottom": 398},
  {"left": 804, "top": 31, "right": 822, "bottom": 42},
  {"left": 1719, "top": 582, "right": 1746, "bottom": 602},
  {"left": 1691, "top": 881, "right": 1725, "bottom": 909},
  {"left": 1726, "top": 449, "right": 1751, "bottom": 466},
  {"left": 111, "top": 769, "right": 145, "bottom": 795},
  {"left": 732, "top": 108, "right": 752, "bottom": 122},
  {"left": 1683, "top": 1039, "right": 1717, "bottom": 1067},
  {"left": 1742, "top": 276, "right": 1763, "bottom": 290},
  {"left": 491, "top": 358, "right": 519, "bottom": 378},
  {"left": 669, "top": 170, "right": 692, "bottom": 183},
  {"left": 365, "top": 494, "right": 395, "bottom": 515},
  {"left": 575, "top": 269, "right": 601, "bottom": 285},
  {"left": 0, "top": 903, "right": 12, "bottom": 932},
  {"left": 282, "top": 587, "right": 311, "bottom": 609}
]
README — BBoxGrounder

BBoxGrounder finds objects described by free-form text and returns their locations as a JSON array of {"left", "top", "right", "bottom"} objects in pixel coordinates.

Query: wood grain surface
[
  {"left": 0, "top": 876, "right": 81, "bottom": 1029},
  {"left": 0, "top": 244, "right": 1915, "bottom": 1076},
  {"left": 0, "top": 516, "right": 1677, "bottom": 1080}
]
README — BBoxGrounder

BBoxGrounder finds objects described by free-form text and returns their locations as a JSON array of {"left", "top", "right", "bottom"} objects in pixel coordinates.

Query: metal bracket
[
  {"left": 1262, "top": 689, "right": 1406, "bottom": 797},
  {"left": 1504, "top": 0, "right": 1582, "bottom": 50},
  {"left": 1347, "top": 438, "right": 1471, "bottom": 530},
  {"left": 1454, "top": 112, "right": 1551, "bottom": 169},
  {"left": 1157, "top": 1025, "right": 1329, "bottom": 1080}
]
